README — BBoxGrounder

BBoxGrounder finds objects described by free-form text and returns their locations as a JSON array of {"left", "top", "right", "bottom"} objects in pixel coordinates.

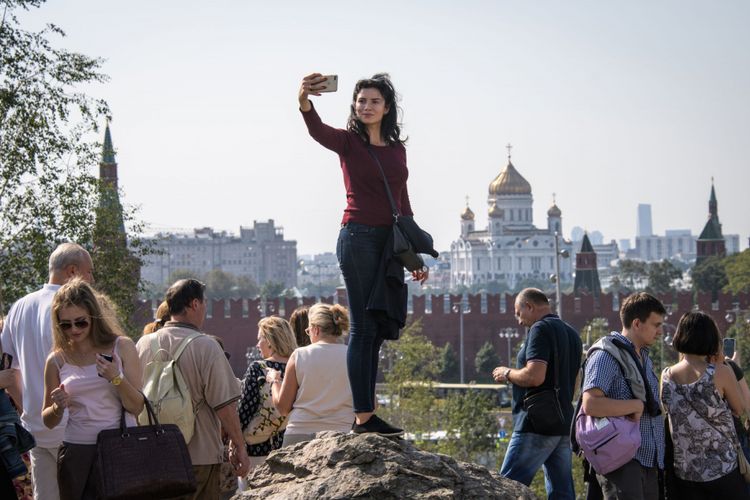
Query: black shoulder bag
[
  {"left": 522, "top": 321, "right": 566, "bottom": 435},
  {"left": 366, "top": 147, "right": 437, "bottom": 271}
]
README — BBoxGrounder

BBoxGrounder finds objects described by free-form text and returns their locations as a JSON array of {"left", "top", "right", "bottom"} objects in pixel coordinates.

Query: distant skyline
[{"left": 20, "top": 1, "right": 749, "bottom": 255}]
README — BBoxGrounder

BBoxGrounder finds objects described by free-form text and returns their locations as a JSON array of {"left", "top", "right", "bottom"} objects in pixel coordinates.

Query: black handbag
[
  {"left": 95, "top": 396, "right": 197, "bottom": 500},
  {"left": 522, "top": 325, "right": 566, "bottom": 435},
  {"left": 366, "top": 147, "right": 437, "bottom": 271}
]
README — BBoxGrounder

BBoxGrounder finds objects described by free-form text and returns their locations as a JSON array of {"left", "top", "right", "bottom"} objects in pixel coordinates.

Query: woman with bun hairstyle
[
  {"left": 299, "top": 72, "right": 428, "bottom": 436},
  {"left": 41, "top": 279, "right": 143, "bottom": 500},
  {"left": 268, "top": 303, "right": 353, "bottom": 447},
  {"left": 142, "top": 301, "right": 170, "bottom": 335}
]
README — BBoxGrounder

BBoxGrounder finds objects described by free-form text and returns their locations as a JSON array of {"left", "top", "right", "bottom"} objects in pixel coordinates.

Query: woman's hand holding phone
[{"left": 299, "top": 73, "right": 333, "bottom": 111}]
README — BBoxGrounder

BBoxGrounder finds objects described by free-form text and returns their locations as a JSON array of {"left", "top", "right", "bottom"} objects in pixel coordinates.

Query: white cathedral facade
[{"left": 450, "top": 152, "right": 574, "bottom": 290}]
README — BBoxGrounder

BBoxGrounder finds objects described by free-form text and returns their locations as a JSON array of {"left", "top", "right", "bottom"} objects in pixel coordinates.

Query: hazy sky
[{"left": 20, "top": 1, "right": 750, "bottom": 255}]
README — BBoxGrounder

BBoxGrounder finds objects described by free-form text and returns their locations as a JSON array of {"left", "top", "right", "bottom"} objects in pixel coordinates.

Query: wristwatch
[
  {"left": 504, "top": 369, "right": 512, "bottom": 383},
  {"left": 110, "top": 371, "right": 124, "bottom": 386}
]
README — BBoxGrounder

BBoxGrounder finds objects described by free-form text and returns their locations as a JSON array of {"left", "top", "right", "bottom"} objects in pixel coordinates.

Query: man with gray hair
[
  {"left": 492, "top": 288, "right": 582, "bottom": 499},
  {"left": 1, "top": 242, "right": 94, "bottom": 499}
]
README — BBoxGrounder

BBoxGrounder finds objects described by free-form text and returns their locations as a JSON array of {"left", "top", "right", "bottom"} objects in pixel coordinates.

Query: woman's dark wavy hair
[{"left": 347, "top": 73, "right": 407, "bottom": 146}]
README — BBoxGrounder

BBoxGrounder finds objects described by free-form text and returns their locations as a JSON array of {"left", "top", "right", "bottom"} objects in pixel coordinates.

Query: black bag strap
[
  {"left": 366, "top": 146, "right": 400, "bottom": 223},
  {"left": 121, "top": 394, "right": 160, "bottom": 437},
  {"left": 539, "top": 318, "right": 560, "bottom": 392}
]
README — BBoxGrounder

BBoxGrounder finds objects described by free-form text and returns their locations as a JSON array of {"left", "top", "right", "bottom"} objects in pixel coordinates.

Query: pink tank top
[{"left": 58, "top": 337, "right": 136, "bottom": 444}]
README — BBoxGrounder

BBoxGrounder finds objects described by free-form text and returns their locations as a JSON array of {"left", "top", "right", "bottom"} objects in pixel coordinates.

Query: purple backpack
[{"left": 575, "top": 410, "right": 641, "bottom": 475}]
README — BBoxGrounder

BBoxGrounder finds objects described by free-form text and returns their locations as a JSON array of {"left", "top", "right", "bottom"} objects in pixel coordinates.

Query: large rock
[{"left": 236, "top": 431, "right": 536, "bottom": 499}]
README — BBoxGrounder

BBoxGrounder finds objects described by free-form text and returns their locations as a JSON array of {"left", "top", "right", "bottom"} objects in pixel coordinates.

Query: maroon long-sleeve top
[{"left": 301, "top": 104, "right": 413, "bottom": 227}]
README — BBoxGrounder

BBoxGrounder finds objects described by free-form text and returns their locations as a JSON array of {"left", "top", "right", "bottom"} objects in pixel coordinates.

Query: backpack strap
[{"left": 173, "top": 332, "right": 202, "bottom": 362}]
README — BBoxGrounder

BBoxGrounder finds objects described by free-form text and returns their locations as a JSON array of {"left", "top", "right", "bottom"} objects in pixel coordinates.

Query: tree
[
  {"left": 436, "top": 389, "right": 497, "bottom": 463},
  {"left": 438, "top": 342, "right": 460, "bottom": 383},
  {"left": 724, "top": 250, "right": 750, "bottom": 295},
  {"left": 691, "top": 256, "right": 728, "bottom": 299},
  {"left": 646, "top": 260, "right": 682, "bottom": 295},
  {"left": 203, "top": 269, "right": 235, "bottom": 298},
  {"left": 1, "top": 0, "right": 110, "bottom": 310},
  {"left": 474, "top": 341, "right": 501, "bottom": 383},
  {"left": 617, "top": 260, "right": 649, "bottom": 291},
  {"left": 234, "top": 275, "right": 259, "bottom": 298},
  {"left": 259, "top": 280, "right": 285, "bottom": 299},
  {"left": 380, "top": 320, "right": 439, "bottom": 438}
]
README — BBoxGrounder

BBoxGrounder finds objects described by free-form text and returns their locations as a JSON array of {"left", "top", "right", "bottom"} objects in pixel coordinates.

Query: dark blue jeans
[{"left": 337, "top": 222, "right": 389, "bottom": 413}]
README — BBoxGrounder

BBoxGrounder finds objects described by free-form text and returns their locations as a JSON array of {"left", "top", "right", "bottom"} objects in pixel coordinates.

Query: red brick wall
[{"left": 134, "top": 291, "right": 750, "bottom": 378}]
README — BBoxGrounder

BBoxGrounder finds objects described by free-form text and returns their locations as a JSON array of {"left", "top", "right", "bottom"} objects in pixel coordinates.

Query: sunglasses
[{"left": 59, "top": 319, "right": 90, "bottom": 331}]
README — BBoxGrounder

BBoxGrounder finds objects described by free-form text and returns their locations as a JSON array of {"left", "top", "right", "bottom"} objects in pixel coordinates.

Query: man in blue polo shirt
[
  {"left": 493, "top": 288, "right": 582, "bottom": 499},
  {"left": 582, "top": 292, "right": 666, "bottom": 500}
]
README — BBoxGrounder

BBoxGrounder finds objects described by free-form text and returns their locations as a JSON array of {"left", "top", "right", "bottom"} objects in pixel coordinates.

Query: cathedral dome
[
  {"left": 489, "top": 161, "right": 532, "bottom": 195},
  {"left": 488, "top": 202, "right": 504, "bottom": 218},
  {"left": 547, "top": 203, "right": 561, "bottom": 217},
  {"left": 461, "top": 205, "right": 475, "bottom": 221}
]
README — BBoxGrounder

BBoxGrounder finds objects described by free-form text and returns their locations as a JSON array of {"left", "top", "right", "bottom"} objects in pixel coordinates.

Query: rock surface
[{"left": 236, "top": 431, "right": 536, "bottom": 499}]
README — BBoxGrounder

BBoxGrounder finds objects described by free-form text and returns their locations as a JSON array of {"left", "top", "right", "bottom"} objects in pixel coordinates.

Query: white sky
[{"left": 20, "top": 0, "right": 750, "bottom": 255}]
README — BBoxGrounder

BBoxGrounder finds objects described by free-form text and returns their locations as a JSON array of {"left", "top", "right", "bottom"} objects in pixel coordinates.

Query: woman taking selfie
[
  {"left": 298, "top": 72, "right": 428, "bottom": 436},
  {"left": 41, "top": 279, "right": 143, "bottom": 500}
]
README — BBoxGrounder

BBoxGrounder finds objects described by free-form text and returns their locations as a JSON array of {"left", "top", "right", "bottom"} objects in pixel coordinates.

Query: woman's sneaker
[{"left": 351, "top": 415, "right": 404, "bottom": 437}]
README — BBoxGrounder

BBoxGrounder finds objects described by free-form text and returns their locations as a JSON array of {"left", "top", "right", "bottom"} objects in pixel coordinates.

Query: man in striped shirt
[{"left": 582, "top": 292, "right": 666, "bottom": 500}]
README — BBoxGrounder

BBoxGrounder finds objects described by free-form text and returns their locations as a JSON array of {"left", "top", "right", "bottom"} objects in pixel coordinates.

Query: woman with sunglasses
[
  {"left": 41, "top": 279, "right": 143, "bottom": 500},
  {"left": 268, "top": 303, "right": 352, "bottom": 447},
  {"left": 299, "top": 72, "right": 428, "bottom": 436}
]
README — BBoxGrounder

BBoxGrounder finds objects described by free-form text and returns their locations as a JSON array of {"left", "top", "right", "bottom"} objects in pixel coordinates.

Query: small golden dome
[
  {"left": 547, "top": 203, "right": 561, "bottom": 217},
  {"left": 461, "top": 205, "right": 475, "bottom": 221},
  {"left": 489, "top": 161, "right": 532, "bottom": 195},
  {"left": 488, "top": 202, "right": 504, "bottom": 218}
]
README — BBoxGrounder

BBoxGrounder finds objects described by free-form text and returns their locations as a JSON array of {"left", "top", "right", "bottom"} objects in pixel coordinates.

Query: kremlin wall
[{"left": 133, "top": 290, "right": 750, "bottom": 377}]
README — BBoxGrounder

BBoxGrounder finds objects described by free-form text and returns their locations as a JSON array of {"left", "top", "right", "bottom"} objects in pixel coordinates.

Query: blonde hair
[
  {"left": 51, "top": 278, "right": 124, "bottom": 352},
  {"left": 143, "top": 301, "right": 170, "bottom": 334},
  {"left": 257, "top": 316, "right": 297, "bottom": 358},
  {"left": 309, "top": 303, "right": 349, "bottom": 337}
]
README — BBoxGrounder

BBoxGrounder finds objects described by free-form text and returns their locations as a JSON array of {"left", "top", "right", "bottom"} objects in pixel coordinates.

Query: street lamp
[
  {"left": 551, "top": 231, "right": 570, "bottom": 320},
  {"left": 452, "top": 300, "right": 471, "bottom": 384},
  {"left": 498, "top": 328, "right": 520, "bottom": 367}
]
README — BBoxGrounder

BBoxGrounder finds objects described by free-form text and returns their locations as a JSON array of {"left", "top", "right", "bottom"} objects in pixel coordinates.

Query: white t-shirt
[
  {"left": 1, "top": 284, "right": 67, "bottom": 447},
  {"left": 286, "top": 342, "right": 353, "bottom": 435}
]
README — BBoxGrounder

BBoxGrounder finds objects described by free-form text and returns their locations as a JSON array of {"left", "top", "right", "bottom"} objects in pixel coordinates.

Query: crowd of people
[
  {"left": 493, "top": 289, "right": 750, "bottom": 500},
  {"left": 1, "top": 71, "right": 747, "bottom": 500}
]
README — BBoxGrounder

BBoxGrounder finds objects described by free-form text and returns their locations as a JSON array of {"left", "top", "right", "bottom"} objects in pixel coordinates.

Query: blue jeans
[
  {"left": 336, "top": 222, "right": 389, "bottom": 413},
  {"left": 500, "top": 431, "right": 575, "bottom": 500}
]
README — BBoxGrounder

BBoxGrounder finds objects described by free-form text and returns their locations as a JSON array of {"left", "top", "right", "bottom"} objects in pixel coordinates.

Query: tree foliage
[
  {"left": 474, "top": 341, "right": 501, "bottom": 383},
  {"left": 435, "top": 389, "right": 497, "bottom": 463},
  {"left": 380, "top": 320, "right": 439, "bottom": 437},
  {"left": 438, "top": 342, "right": 460, "bottom": 383},
  {"left": 646, "top": 259, "right": 682, "bottom": 295},
  {"left": 724, "top": 249, "right": 750, "bottom": 295},
  {"left": 0, "top": 0, "right": 111, "bottom": 309},
  {"left": 691, "top": 255, "right": 728, "bottom": 298}
]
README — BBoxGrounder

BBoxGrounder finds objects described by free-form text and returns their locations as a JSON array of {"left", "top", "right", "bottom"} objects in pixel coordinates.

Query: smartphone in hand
[
  {"left": 318, "top": 75, "right": 338, "bottom": 93},
  {"left": 1, "top": 353, "right": 12, "bottom": 370},
  {"left": 97, "top": 353, "right": 114, "bottom": 377},
  {"left": 723, "top": 338, "right": 736, "bottom": 358}
]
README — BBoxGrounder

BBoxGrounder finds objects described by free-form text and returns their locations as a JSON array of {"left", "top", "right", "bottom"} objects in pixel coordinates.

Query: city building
[
  {"left": 696, "top": 180, "right": 726, "bottom": 264},
  {"left": 141, "top": 220, "right": 297, "bottom": 289},
  {"left": 297, "top": 252, "right": 343, "bottom": 296},
  {"left": 449, "top": 147, "right": 573, "bottom": 290},
  {"left": 635, "top": 229, "right": 697, "bottom": 262},
  {"left": 637, "top": 203, "right": 653, "bottom": 237}
]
